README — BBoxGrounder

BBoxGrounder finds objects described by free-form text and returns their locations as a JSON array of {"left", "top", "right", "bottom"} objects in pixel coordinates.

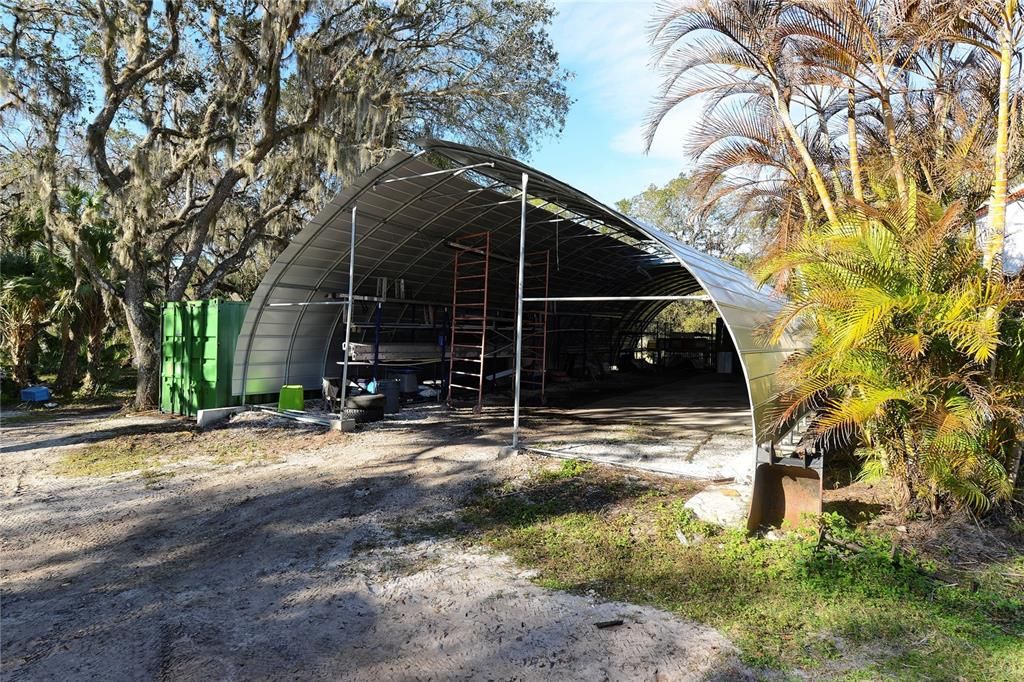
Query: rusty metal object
[
  {"left": 747, "top": 462, "right": 823, "bottom": 529},
  {"left": 747, "top": 414, "right": 824, "bottom": 530}
]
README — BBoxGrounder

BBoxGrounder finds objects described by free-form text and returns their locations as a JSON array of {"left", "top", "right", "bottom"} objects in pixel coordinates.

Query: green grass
[
  {"left": 55, "top": 425, "right": 298, "bottom": 480},
  {"left": 457, "top": 466, "right": 1024, "bottom": 680},
  {"left": 534, "top": 458, "right": 593, "bottom": 481},
  {"left": 57, "top": 442, "right": 169, "bottom": 477}
]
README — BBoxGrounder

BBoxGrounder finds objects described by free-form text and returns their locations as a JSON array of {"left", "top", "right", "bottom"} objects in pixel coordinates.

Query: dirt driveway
[{"left": 1, "top": 407, "right": 750, "bottom": 681}]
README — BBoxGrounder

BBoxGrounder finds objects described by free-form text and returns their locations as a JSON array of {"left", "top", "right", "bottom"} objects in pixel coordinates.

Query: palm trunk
[
  {"left": 848, "top": 86, "right": 864, "bottom": 202},
  {"left": 889, "top": 437, "right": 913, "bottom": 517},
  {"left": 879, "top": 85, "right": 908, "bottom": 201},
  {"left": 10, "top": 329, "right": 39, "bottom": 387},
  {"left": 81, "top": 332, "right": 106, "bottom": 396},
  {"left": 797, "top": 188, "right": 814, "bottom": 228},
  {"left": 773, "top": 90, "right": 839, "bottom": 224},
  {"left": 985, "top": 22, "right": 1013, "bottom": 276},
  {"left": 80, "top": 297, "right": 107, "bottom": 396}
]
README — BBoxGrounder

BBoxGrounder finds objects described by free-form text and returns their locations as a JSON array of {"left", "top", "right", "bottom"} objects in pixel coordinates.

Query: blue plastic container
[{"left": 20, "top": 386, "right": 51, "bottom": 402}]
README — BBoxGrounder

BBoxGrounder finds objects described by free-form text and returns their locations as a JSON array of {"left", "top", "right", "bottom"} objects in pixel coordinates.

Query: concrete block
[
  {"left": 333, "top": 417, "right": 357, "bottom": 432},
  {"left": 196, "top": 406, "right": 248, "bottom": 428},
  {"left": 684, "top": 485, "right": 750, "bottom": 528}
]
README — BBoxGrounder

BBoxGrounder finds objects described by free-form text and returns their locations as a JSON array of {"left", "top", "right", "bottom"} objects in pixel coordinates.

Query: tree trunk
[
  {"left": 122, "top": 270, "right": 161, "bottom": 410},
  {"left": 848, "top": 86, "right": 864, "bottom": 202},
  {"left": 10, "top": 322, "right": 41, "bottom": 387},
  {"left": 889, "top": 449, "right": 913, "bottom": 518},
  {"left": 772, "top": 87, "right": 839, "bottom": 224},
  {"left": 879, "top": 84, "right": 908, "bottom": 201},
  {"left": 54, "top": 315, "right": 84, "bottom": 395},
  {"left": 80, "top": 299, "right": 107, "bottom": 396},
  {"left": 985, "top": 21, "right": 1013, "bottom": 276},
  {"left": 81, "top": 336, "right": 105, "bottom": 396}
]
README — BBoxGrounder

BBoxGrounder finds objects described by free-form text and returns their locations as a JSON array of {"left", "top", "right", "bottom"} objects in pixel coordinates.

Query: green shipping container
[{"left": 160, "top": 300, "right": 248, "bottom": 416}]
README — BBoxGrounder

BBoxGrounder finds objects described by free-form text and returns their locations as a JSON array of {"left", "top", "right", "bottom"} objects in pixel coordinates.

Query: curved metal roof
[{"left": 232, "top": 140, "right": 805, "bottom": 445}]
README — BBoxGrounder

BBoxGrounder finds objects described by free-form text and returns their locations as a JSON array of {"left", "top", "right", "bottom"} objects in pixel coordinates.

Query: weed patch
[
  {"left": 58, "top": 442, "right": 168, "bottom": 477},
  {"left": 55, "top": 418, "right": 326, "bottom": 478},
  {"left": 459, "top": 466, "right": 1024, "bottom": 679},
  {"left": 534, "top": 458, "right": 592, "bottom": 481}
]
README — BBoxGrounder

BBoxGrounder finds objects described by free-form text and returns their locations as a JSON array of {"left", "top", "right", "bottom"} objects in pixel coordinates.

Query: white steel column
[
  {"left": 340, "top": 205, "right": 357, "bottom": 415},
  {"left": 512, "top": 172, "right": 529, "bottom": 448}
]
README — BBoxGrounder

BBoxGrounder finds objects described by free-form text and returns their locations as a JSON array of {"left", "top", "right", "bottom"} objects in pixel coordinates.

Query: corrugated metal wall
[{"left": 232, "top": 141, "right": 806, "bottom": 447}]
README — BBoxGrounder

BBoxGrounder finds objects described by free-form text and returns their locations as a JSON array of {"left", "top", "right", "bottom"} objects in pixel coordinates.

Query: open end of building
[{"left": 222, "top": 140, "right": 818, "bottom": 528}]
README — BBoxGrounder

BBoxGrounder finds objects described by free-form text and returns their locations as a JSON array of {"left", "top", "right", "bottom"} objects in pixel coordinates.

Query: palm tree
[
  {"left": 759, "top": 187, "right": 1024, "bottom": 513},
  {"left": 938, "top": 0, "right": 1024, "bottom": 275},
  {"left": 783, "top": 0, "right": 921, "bottom": 201},
  {"left": 647, "top": 0, "right": 841, "bottom": 223},
  {"left": 683, "top": 99, "right": 834, "bottom": 251}
]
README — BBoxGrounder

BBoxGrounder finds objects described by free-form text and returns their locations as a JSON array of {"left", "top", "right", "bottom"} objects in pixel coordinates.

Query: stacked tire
[{"left": 344, "top": 394, "right": 385, "bottom": 423}]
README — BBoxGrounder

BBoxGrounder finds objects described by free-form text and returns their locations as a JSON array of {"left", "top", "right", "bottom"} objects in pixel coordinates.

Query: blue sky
[{"left": 529, "top": 1, "right": 703, "bottom": 206}]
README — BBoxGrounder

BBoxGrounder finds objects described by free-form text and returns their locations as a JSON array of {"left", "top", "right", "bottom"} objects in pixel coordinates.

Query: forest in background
[{"left": 1, "top": 0, "right": 570, "bottom": 405}]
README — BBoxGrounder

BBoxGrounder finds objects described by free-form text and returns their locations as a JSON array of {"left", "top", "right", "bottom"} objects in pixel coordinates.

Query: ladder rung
[
  {"left": 451, "top": 370, "right": 481, "bottom": 377},
  {"left": 452, "top": 343, "right": 485, "bottom": 348},
  {"left": 449, "top": 383, "right": 481, "bottom": 391},
  {"left": 456, "top": 288, "right": 487, "bottom": 293},
  {"left": 456, "top": 273, "right": 487, "bottom": 280}
]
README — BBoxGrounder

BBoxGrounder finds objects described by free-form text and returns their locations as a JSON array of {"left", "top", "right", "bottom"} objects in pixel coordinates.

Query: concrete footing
[
  {"left": 196, "top": 406, "right": 249, "bottom": 428},
  {"left": 333, "top": 417, "right": 357, "bottom": 432},
  {"left": 497, "top": 445, "right": 521, "bottom": 458}
]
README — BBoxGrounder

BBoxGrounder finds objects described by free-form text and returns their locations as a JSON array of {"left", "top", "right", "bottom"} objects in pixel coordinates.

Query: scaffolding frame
[
  {"left": 520, "top": 249, "right": 550, "bottom": 400},
  {"left": 447, "top": 231, "right": 492, "bottom": 412}
]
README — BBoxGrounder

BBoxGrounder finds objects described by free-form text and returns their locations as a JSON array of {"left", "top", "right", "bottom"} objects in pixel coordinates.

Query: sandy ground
[
  {"left": 517, "top": 374, "right": 753, "bottom": 481},
  {"left": 1, "top": 405, "right": 751, "bottom": 681}
]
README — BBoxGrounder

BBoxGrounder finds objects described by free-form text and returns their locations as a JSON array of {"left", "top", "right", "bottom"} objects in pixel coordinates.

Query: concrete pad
[{"left": 532, "top": 432, "right": 753, "bottom": 484}]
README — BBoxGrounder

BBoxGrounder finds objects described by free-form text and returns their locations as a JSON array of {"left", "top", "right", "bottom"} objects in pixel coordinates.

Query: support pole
[
  {"left": 340, "top": 205, "right": 357, "bottom": 415},
  {"left": 373, "top": 302, "right": 382, "bottom": 382},
  {"left": 520, "top": 295, "right": 710, "bottom": 303},
  {"left": 512, "top": 172, "right": 529, "bottom": 449}
]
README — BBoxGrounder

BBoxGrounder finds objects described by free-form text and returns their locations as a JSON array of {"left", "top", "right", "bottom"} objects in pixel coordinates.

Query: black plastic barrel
[{"left": 375, "top": 379, "right": 401, "bottom": 414}]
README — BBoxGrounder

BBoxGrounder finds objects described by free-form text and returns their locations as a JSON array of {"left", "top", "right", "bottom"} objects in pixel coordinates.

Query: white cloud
[
  {"left": 549, "top": 1, "right": 660, "bottom": 111},
  {"left": 550, "top": 1, "right": 701, "bottom": 167},
  {"left": 610, "top": 104, "right": 700, "bottom": 164}
]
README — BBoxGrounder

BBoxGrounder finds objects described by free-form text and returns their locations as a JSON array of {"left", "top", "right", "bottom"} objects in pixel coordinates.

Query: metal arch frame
[
  {"left": 398, "top": 201, "right": 636, "bottom": 311},
  {"left": 233, "top": 140, "right": 804, "bottom": 454},
  {"left": 319, "top": 178, "right": 511, "bottom": 361},
  {"left": 237, "top": 152, "right": 420, "bottom": 401},
  {"left": 417, "top": 141, "right": 797, "bottom": 449},
  {"left": 300, "top": 164, "right": 489, "bottom": 383},
  {"left": 319, "top": 189, "right": 557, "bottom": 360}
]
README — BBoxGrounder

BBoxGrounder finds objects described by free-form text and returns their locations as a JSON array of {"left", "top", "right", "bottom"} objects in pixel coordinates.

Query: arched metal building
[{"left": 231, "top": 140, "right": 815, "bottom": 525}]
